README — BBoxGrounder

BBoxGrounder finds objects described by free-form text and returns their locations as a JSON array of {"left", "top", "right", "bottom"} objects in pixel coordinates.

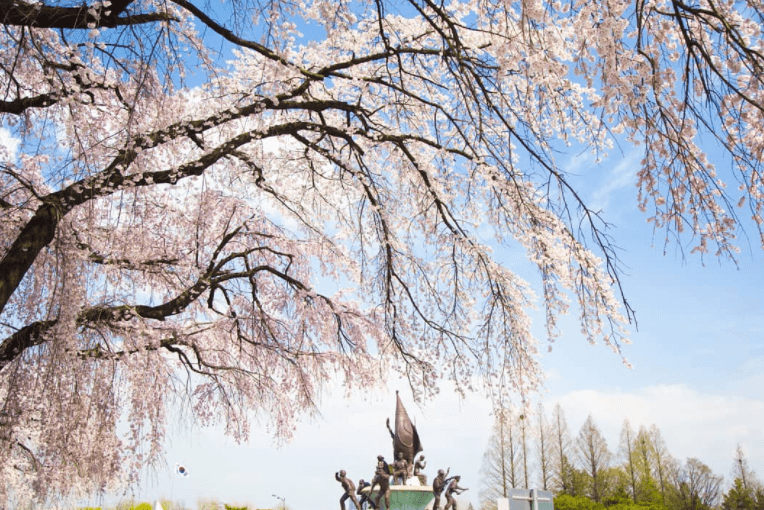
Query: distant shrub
[
  {"left": 111, "top": 500, "right": 155, "bottom": 510},
  {"left": 197, "top": 499, "right": 222, "bottom": 510},
  {"left": 554, "top": 495, "right": 606, "bottom": 510}
]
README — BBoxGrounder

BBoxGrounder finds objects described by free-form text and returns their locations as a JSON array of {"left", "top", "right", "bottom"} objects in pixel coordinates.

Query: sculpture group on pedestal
[{"left": 335, "top": 393, "right": 468, "bottom": 510}]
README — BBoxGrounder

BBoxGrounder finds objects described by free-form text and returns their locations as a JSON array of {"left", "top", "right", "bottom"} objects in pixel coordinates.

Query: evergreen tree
[
  {"left": 571, "top": 465, "right": 592, "bottom": 498},
  {"left": 601, "top": 466, "right": 632, "bottom": 506},
  {"left": 635, "top": 427, "right": 662, "bottom": 505},
  {"left": 753, "top": 488, "right": 764, "bottom": 510},
  {"left": 721, "top": 445, "right": 762, "bottom": 510},
  {"left": 724, "top": 479, "right": 756, "bottom": 510}
]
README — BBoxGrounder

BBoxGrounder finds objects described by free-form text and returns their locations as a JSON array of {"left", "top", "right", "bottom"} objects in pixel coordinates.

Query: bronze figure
[
  {"left": 443, "top": 476, "right": 468, "bottom": 510},
  {"left": 370, "top": 455, "right": 391, "bottom": 510},
  {"left": 357, "top": 479, "right": 377, "bottom": 510},
  {"left": 432, "top": 468, "right": 450, "bottom": 510},
  {"left": 414, "top": 455, "right": 427, "bottom": 485},
  {"left": 336, "top": 470, "right": 362, "bottom": 510},
  {"left": 392, "top": 451, "right": 409, "bottom": 485}
]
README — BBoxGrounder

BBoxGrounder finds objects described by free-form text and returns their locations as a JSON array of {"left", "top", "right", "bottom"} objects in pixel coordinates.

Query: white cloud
[
  {"left": 0, "top": 127, "right": 20, "bottom": 160},
  {"left": 588, "top": 151, "right": 641, "bottom": 214}
]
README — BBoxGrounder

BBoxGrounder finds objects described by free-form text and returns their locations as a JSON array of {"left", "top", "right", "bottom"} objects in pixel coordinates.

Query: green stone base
[{"left": 364, "top": 485, "right": 434, "bottom": 510}]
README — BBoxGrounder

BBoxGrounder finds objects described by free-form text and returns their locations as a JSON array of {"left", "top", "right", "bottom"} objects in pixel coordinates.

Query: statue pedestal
[{"left": 364, "top": 484, "right": 434, "bottom": 510}]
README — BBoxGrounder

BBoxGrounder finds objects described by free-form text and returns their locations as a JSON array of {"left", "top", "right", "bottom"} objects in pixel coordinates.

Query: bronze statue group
[
  {"left": 335, "top": 403, "right": 468, "bottom": 510},
  {"left": 335, "top": 455, "right": 467, "bottom": 510},
  {"left": 334, "top": 424, "right": 467, "bottom": 510}
]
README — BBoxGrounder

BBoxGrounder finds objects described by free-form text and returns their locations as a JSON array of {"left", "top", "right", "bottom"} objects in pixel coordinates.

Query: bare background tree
[
  {"left": 620, "top": 420, "right": 640, "bottom": 503},
  {"left": 577, "top": 415, "right": 611, "bottom": 503},
  {"left": 553, "top": 404, "right": 576, "bottom": 496},
  {"left": 480, "top": 411, "right": 743, "bottom": 510},
  {"left": 480, "top": 407, "right": 522, "bottom": 510},
  {"left": 536, "top": 404, "right": 552, "bottom": 491},
  {"left": 671, "top": 459, "right": 723, "bottom": 510}
]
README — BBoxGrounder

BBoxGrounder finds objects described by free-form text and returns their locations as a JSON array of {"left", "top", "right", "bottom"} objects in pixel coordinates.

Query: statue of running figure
[
  {"left": 336, "top": 470, "right": 361, "bottom": 510},
  {"left": 443, "top": 476, "right": 468, "bottom": 510}
]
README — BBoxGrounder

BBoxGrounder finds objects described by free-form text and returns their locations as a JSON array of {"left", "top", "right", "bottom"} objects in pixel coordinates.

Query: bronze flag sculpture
[{"left": 386, "top": 391, "right": 423, "bottom": 472}]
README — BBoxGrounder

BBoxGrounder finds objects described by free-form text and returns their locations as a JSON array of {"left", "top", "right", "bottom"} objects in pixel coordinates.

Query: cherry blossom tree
[{"left": 2, "top": 0, "right": 764, "bottom": 505}]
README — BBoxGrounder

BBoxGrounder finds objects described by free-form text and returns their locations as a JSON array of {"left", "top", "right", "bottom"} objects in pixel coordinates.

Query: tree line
[{"left": 479, "top": 405, "right": 760, "bottom": 510}]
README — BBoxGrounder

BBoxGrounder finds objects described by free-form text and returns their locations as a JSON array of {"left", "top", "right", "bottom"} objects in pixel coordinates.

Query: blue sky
[{"left": 78, "top": 144, "right": 764, "bottom": 510}]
